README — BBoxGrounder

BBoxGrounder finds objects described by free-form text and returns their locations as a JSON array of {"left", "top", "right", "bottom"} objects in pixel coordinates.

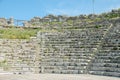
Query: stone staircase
[{"left": 89, "top": 22, "right": 120, "bottom": 77}]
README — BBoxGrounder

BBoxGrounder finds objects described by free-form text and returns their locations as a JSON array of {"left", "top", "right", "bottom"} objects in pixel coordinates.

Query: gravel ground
[{"left": 0, "top": 74, "right": 119, "bottom": 80}]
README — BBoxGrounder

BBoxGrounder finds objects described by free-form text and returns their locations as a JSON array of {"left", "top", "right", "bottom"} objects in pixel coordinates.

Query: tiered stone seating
[
  {"left": 0, "top": 39, "right": 38, "bottom": 74},
  {"left": 0, "top": 17, "right": 120, "bottom": 77},
  {"left": 38, "top": 22, "right": 111, "bottom": 74},
  {"left": 89, "top": 22, "right": 120, "bottom": 77}
]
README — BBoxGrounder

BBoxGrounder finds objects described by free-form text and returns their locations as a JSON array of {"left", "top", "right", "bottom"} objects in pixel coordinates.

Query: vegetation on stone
[{"left": 0, "top": 28, "right": 41, "bottom": 39}]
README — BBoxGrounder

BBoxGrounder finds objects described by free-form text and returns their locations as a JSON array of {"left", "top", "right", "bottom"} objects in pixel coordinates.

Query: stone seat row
[
  {"left": 91, "top": 63, "right": 120, "bottom": 67},
  {"left": 93, "top": 59, "right": 120, "bottom": 63},
  {"left": 42, "top": 69, "right": 85, "bottom": 74},
  {"left": 89, "top": 71, "right": 120, "bottom": 77},
  {"left": 90, "top": 66, "right": 120, "bottom": 72}
]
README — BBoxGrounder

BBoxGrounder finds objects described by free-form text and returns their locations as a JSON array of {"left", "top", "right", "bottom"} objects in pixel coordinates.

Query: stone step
[
  {"left": 89, "top": 71, "right": 120, "bottom": 77},
  {"left": 90, "top": 67, "right": 120, "bottom": 72},
  {"left": 91, "top": 63, "right": 120, "bottom": 67}
]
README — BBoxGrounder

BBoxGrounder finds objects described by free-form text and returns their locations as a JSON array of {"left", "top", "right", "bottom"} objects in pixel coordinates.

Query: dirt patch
[{"left": 0, "top": 74, "right": 119, "bottom": 80}]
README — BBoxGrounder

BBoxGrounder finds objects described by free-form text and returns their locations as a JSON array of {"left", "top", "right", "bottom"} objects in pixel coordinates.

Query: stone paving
[{"left": 0, "top": 74, "right": 119, "bottom": 80}]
